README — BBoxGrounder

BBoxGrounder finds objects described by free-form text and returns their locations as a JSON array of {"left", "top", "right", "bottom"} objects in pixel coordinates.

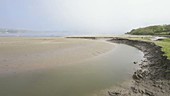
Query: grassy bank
[
  {"left": 126, "top": 37, "right": 170, "bottom": 59},
  {"left": 155, "top": 38, "right": 170, "bottom": 59}
]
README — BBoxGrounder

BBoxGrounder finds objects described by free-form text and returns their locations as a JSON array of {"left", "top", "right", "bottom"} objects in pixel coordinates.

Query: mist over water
[
  {"left": 0, "top": 30, "right": 118, "bottom": 37},
  {"left": 0, "top": 32, "right": 65, "bottom": 37}
]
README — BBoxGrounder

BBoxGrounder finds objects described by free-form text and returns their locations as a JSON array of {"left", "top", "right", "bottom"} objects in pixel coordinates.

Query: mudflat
[{"left": 0, "top": 37, "right": 115, "bottom": 75}]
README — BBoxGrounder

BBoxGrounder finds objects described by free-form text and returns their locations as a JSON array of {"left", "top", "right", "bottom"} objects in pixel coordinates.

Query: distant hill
[
  {"left": 126, "top": 25, "right": 170, "bottom": 35},
  {"left": 0, "top": 28, "right": 33, "bottom": 33},
  {"left": 0, "top": 28, "right": 69, "bottom": 37}
]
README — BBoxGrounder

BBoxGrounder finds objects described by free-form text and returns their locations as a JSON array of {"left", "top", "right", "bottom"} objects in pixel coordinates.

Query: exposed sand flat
[{"left": 0, "top": 37, "right": 114, "bottom": 75}]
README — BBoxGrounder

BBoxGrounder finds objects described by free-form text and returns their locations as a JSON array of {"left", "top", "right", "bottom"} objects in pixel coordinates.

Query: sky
[{"left": 0, "top": 0, "right": 170, "bottom": 35}]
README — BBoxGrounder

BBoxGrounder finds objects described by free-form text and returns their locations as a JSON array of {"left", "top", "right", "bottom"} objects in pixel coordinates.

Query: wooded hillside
[{"left": 127, "top": 25, "right": 170, "bottom": 35}]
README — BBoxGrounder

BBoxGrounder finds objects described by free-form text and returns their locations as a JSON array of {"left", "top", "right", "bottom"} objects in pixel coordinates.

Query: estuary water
[{"left": 0, "top": 44, "right": 143, "bottom": 96}]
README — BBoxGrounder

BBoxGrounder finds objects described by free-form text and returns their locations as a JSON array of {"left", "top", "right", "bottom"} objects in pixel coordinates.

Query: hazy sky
[{"left": 0, "top": 0, "right": 170, "bottom": 35}]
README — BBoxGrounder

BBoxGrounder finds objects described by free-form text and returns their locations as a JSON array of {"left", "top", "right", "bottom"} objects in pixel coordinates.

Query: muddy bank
[{"left": 108, "top": 38, "right": 170, "bottom": 96}]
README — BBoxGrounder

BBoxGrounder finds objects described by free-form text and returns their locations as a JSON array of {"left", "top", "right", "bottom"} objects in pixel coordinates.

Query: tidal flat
[{"left": 0, "top": 37, "right": 143, "bottom": 96}]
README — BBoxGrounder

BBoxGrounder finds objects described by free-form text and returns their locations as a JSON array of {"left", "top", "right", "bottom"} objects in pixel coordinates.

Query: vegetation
[
  {"left": 155, "top": 38, "right": 170, "bottom": 59},
  {"left": 127, "top": 25, "right": 170, "bottom": 35},
  {"left": 127, "top": 37, "right": 170, "bottom": 59},
  {"left": 126, "top": 24, "right": 170, "bottom": 59}
]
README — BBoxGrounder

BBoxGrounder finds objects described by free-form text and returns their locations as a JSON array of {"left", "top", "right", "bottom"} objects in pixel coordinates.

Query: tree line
[{"left": 127, "top": 24, "right": 170, "bottom": 35}]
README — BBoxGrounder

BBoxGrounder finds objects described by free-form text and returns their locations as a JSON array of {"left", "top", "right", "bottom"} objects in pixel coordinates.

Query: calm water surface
[{"left": 0, "top": 44, "right": 143, "bottom": 96}]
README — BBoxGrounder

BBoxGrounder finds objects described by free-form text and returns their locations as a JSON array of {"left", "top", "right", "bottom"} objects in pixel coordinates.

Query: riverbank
[
  {"left": 1, "top": 37, "right": 169, "bottom": 96},
  {"left": 108, "top": 37, "right": 170, "bottom": 96}
]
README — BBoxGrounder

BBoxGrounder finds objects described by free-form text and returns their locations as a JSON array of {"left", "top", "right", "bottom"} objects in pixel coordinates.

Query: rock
[
  {"left": 108, "top": 91, "right": 120, "bottom": 96},
  {"left": 165, "top": 72, "right": 170, "bottom": 79},
  {"left": 131, "top": 87, "right": 138, "bottom": 93},
  {"left": 161, "top": 90, "right": 165, "bottom": 93},
  {"left": 132, "top": 71, "right": 144, "bottom": 80},
  {"left": 132, "top": 73, "right": 139, "bottom": 80},
  {"left": 138, "top": 89, "right": 145, "bottom": 94},
  {"left": 158, "top": 85, "right": 162, "bottom": 89},
  {"left": 144, "top": 89, "right": 154, "bottom": 96},
  {"left": 152, "top": 84, "right": 157, "bottom": 87},
  {"left": 134, "top": 61, "right": 137, "bottom": 64}
]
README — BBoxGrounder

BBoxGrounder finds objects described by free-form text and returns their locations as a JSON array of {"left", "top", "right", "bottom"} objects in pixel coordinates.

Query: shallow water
[{"left": 0, "top": 44, "right": 143, "bottom": 96}]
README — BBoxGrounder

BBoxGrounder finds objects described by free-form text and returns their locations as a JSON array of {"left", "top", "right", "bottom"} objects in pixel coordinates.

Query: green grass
[
  {"left": 155, "top": 39, "right": 170, "bottom": 59},
  {"left": 126, "top": 37, "right": 170, "bottom": 59}
]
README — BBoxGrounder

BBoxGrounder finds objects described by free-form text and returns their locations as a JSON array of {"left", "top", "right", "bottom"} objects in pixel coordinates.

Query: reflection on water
[{"left": 0, "top": 44, "right": 143, "bottom": 96}]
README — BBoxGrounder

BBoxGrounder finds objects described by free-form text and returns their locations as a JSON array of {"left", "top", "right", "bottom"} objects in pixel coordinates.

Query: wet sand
[
  {"left": 0, "top": 37, "right": 115, "bottom": 75},
  {"left": 0, "top": 37, "right": 144, "bottom": 96}
]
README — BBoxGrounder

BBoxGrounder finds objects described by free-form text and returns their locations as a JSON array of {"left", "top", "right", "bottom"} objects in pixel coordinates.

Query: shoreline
[
  {"left": 68, "top": 37, "right": 170, "bottom": 96},
  {"left": 0, "top": 37, "right": 169, "bottom": 95},
  {"left": 108, "top": 37, "right": 170, "bottom": 96}
]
